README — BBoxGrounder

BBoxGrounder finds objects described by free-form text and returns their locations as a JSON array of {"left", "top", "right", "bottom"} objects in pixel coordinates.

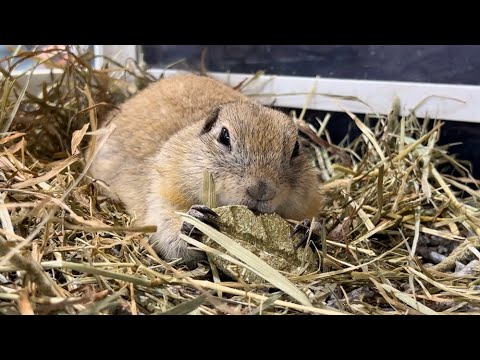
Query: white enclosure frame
[
  {"left": 8, "top": 45, "right": 480, "bottom": 123},
  {"left": 7, "top": 45, "right": 106, "bottom": 92}
]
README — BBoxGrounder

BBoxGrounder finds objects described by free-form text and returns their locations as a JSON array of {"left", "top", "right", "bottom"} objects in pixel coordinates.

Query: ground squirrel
[{"left": 89, "top": 74, "right": 323, "bottom": 267}]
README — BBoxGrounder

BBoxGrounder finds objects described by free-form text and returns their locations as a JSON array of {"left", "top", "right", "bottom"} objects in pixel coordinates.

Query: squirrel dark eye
[
  {"left": 218, "top": 127, "right": 231, "bottom": 150},
  {"left": 292, "top": 141, "right": 300, "bottom": 158}
]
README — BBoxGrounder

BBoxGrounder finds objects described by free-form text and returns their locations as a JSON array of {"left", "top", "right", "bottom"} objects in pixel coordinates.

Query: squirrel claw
[
  {"left": 291, "top": 219, "right": 322, "bottom": 250},
  {"left": 181, "top": 204, "right": 220, "bottom": 240}
]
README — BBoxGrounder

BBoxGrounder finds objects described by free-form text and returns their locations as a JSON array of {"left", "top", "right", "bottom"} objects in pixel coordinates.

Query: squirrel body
[{"left": 90, "top": 74, "right": 322, "bottom": 265}]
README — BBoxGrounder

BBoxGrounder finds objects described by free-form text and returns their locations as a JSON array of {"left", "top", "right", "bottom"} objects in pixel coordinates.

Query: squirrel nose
[{"left": 247, "top": 180, "right": 277, "bottom": 201}]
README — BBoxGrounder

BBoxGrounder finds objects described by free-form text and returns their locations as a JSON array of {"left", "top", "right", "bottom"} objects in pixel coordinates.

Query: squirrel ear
[{"left": 201, "top": 105, "right": 222, "bottom": 134}]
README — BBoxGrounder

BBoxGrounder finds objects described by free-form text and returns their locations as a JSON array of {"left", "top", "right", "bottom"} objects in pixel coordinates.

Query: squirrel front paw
[
  {"left": 180, "top": 204, "right": 220, "bottom": 241},
  {"left": 291, "top": 218, "right": 322, "bottom": 250}
]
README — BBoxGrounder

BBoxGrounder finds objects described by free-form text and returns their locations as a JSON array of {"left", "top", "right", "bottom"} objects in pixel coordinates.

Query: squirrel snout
[{"left": 246, "top": 180, "right": 277, "bottom": 202}]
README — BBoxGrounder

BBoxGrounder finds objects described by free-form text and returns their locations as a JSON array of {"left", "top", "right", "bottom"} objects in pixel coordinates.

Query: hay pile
[{"left": 0, "top": 46, "right": 479, "bottom": 315}]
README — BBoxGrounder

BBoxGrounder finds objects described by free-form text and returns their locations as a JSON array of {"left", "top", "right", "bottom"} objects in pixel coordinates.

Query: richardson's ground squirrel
[{"left": 89, "top": 74, "right": 323, "bottom": 267}]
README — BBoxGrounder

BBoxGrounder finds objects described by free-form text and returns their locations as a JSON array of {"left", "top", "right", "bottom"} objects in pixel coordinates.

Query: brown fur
[{"left": 89, "top": 74, "right": 323, "bottom": 266}]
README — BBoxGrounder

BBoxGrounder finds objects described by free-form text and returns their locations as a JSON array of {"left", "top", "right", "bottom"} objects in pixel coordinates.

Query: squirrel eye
[
  {"left": 292, "top": 140, "right": 300, "bottom": 158},
  {"left": 218, "top": 127, "right": 231, "bottom": 150}
]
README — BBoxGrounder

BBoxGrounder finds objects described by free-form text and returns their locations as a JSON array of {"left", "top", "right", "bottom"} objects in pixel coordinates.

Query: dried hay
[{"left": 0, "top": 46, "right": 479, "bottom": 315}]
